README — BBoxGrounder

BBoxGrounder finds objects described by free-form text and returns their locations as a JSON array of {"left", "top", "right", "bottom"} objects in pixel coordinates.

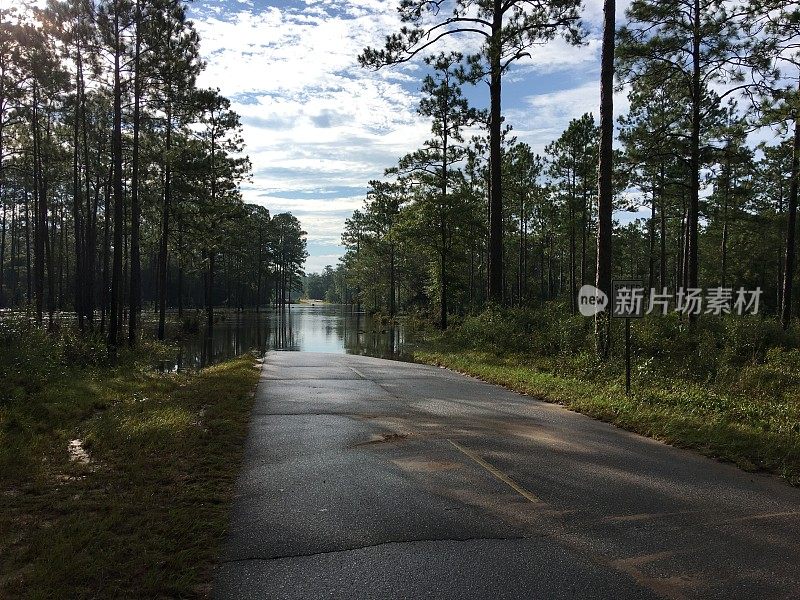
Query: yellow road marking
[
  {"left": 347, "top": 366, "right": 366, "bottom": 379},
  {"left": 447, "top": 438, "right": 540, "bottom": 504}
]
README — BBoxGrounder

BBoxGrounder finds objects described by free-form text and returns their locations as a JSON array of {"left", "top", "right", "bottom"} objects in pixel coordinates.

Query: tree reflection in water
[{"left": 160, "top": 304, "right": 412, "bottom": 371}]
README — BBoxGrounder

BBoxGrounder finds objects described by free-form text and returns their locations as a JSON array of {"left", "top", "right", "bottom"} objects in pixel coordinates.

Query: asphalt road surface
[{"left": 214, "top": 352, "right": 800, "bottom": 599}]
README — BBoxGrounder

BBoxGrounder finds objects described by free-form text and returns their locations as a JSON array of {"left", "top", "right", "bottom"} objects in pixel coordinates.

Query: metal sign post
[
  {"left": 611, "top": 280, "right": 644, "bottom": 396},
  {"left": 625, "top": 316, "right": 631, "bottom": 395}
]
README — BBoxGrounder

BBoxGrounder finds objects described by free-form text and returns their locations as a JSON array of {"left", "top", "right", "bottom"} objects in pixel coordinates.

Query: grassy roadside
[
  {"left": 0, "top": 345, "right": 260, "bottom": 598},
  {"left": 411, "top": 343, "right": 800, "bottom": 487}
]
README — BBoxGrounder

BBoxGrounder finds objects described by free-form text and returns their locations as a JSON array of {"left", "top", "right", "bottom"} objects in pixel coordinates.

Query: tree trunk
[
  {"left": 32, "top": 81, "right": 44, "bottom": 325},
  {"left": 0, "top": 190, "right": 5, "bottom": 305},
  {"left": 45, "top": 176, "right": 54, "bottom": 324},
  {"left": 256, "top": 228, "right": 262, "bottom": 312},
  {"left": 440, "top": 246, "right": 448, "bottom": 328},
  {"left": 129, "top": 0, "right": 142, "bottom": 346},
  {"left": 58, "top": 199, "right": 65, "bottom": 310},
  {"left": 581, "top": 191, "right": 587, "bottom": 287},
  {"left": 43, "top": 113, "right": 55, "bottom": 324},
  {"left": 781, "top": 104, "right": 800, "bottom": 329},
  {"left": 0, "top": 43, "right": 5, "bottom": 306},
  {"left": 82, "top": 62, "right": 95, "bottom": 325},
  {"left": 108, "top": 9, "right": 124, "bottom": 352},
  {"left": 570, "top": 199, "right": 576, "bottom": 315},
  {"left": 25, "top": 191, "right": 31, "bottom": 304},
  {"left": 72, "top": 48, "right": 84, "bottom": 329},
  {"left": 648, "top": 187, "right": 656, "bottom": 292},
  {"left": 681, "top": 188, "right": 689, "bottom": 291},
  {"left": 659, "top": 165, "right": 667, "bottom": 289},
  {"left": 440, "top": 106, "right": 449, "bottom": 327},
  {"left": 9, "top": 204, "right": 16, "bottom": 303},
  {"left": 596, "top": 0, "right": 615, "bottom": 358},
  {"left": 487, "top": 2, "right": 503, "bottom": 303},
  {"left": 101, "top": 151, "right": 112, "bottom": 332},
  {"left": 206, "top": 250, "right": 214, "bottom": 334},
  {"left": 518, "top": 191, "right": 524, "bottom": 305},
  {"left": 389, "top": 243, "right": 396, "bottom": 317},
  {"left": 687, "top": 0, "right": 701, "bottom": 320},
  {"left": 721, "top": 156, "right": 730, "bottom": 288},
  {"left": 158, "top": 101, "right": 172, "bottom": 340}
]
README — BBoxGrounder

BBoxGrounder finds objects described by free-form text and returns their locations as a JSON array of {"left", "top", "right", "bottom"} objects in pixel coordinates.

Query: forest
[
  {"left": 0, "top": 0, "right": 308, "bottom": 352},
  {"left": 314, "top": 0, "right": 800, "bottom": 345},
  {"left": 2, "top": 1, "right": 800, "bottom": 595}
]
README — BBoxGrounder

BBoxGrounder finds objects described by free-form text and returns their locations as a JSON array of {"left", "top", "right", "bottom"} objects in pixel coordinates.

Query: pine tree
[
  {"left": 618, "top": 0, "right": 747, "bottom": 322},
  {"left": 359, "top": 0, "right": 584, "bottom": 304},
  {"left": 395, "top": 52, "right": 481, "bottom": 328}
]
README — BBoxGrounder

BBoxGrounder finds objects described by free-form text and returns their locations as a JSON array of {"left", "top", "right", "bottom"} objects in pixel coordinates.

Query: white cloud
[
  {"left": 258, "top": 196, "right": 363, "bottom": 214},
  {"left": 582, "top": 0, "right": 635, "bottom": 27},
  {"left": 189, "top": 1, "right": 620, "bottom": 272},
  {"left": 305, "top": 253, "right": 347, "bottom": 273},
  {"left": 508, "top": 82, "right": 631, "bottom": 155}
]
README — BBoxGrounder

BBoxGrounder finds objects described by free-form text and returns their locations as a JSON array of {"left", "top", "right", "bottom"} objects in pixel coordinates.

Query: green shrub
[
  {"left": 0, "top": 316, "right": 172, "bottom": 404},
  {"left": 437, "top": 306, "right": 800, "bottom": 403}
]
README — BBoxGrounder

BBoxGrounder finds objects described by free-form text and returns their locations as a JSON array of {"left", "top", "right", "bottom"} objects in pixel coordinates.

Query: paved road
[{"left": 215, "top": 352, "right": 800, "bottom": 599}]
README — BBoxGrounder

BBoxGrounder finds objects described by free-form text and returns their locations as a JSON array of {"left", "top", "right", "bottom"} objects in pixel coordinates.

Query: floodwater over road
[{"left": 163, "top": 304, "right": 413, "bottom": 371}]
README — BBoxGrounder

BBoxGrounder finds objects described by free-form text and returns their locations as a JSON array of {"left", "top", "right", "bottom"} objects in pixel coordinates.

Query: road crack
[{"left": 220, "top": 535, "right": 544, "bottom": 564}]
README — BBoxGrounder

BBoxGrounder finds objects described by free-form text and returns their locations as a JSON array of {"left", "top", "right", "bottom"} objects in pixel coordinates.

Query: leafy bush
[
  {"left": 1, "top": 318, "right": 65, "bottom": 401},
  {"left": 439, "top": 306, "right": 800, "bottom": 401},
  {"left": 0, "top": 316, "right": 172, "bottom": 404}
]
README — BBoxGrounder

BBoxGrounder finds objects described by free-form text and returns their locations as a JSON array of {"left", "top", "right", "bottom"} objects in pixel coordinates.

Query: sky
[{"left": 187, "top": 0, "right": 636, "bottom": 273}]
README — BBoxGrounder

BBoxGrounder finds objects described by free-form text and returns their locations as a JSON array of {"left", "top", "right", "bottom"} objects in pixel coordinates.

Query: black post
[{"left": 625, "top": 317, "right": 631, "bottom": 396}]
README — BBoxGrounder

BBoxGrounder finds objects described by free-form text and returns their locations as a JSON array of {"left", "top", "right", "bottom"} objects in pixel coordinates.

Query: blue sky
[{"left": 188, "top": 0, "right": 636, "bottom": 273}]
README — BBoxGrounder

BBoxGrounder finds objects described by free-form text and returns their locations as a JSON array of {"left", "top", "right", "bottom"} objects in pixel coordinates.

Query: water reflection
[{"left": 161, "top": 304, "right": 411, "bottom": 371}]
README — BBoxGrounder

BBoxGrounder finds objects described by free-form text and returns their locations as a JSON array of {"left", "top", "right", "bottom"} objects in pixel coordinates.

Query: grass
[
  {"left": 0, "top": 338, "right": 260, "bottom": 598},
  {"left": 410, "top": 307, "right": 800, "bottom": 487}
]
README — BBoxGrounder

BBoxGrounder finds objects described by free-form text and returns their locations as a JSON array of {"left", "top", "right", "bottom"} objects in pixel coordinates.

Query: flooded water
[{"left": 161, "top": 304, "right": 414, "bottom": 371}]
